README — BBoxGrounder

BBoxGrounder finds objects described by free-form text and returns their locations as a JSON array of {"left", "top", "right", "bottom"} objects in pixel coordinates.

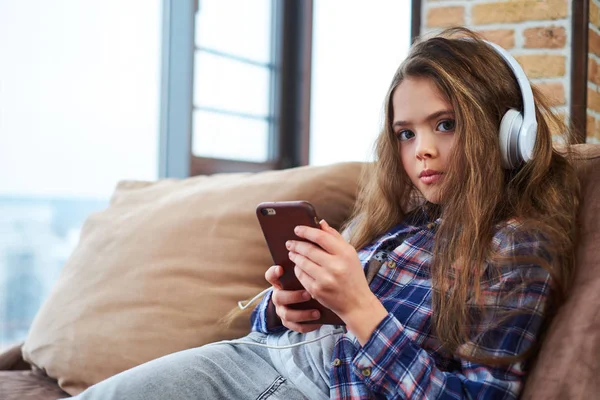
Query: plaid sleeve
[
  {"left": 351, "top": 223, "right": 552, "bottom": 399},
  {"left": 250, "top": 288, "right": 273, "bottom": 333},
  {"left": 250, "top": 288, "right": 287, "bottom": 334}
]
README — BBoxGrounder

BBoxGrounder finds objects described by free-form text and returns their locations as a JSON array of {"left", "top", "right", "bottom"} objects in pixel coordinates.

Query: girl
[{"left": 70, "top": 27, "right": 579, "bottom": 399}]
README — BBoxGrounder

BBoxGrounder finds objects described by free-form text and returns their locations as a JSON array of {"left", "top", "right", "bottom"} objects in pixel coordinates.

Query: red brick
[
  {"left": 587, "top": 87, "right": 600, "bottom": 113},
  {"left": 514, "top": 55, "right": 566, "bottom": 78},
  {"left": 589, "top": 57, "right": 600, "bottom": 86},
  {"left": 523, "top": 26, "right": 567, "bottom": 48},
  {"left": 590, "top": 0, "right": 600, "bottom": 28},
  {"left": 534, "top": 82, "right": 566, "bottom": 106},
  {"left": 587, "top": 114, "right": 596, "bottom": 139},
  {"left": 477, "top": 29, "right": 515, "bottom": 49},
  {"left": 589, "top": 28, "right": 600, "bottom": 57},
  {"left": 426, "top": 6, "right": 465, "bottom": 28},
  {"left": 472, "top": 0, "right": 568, "bottom": 25}
]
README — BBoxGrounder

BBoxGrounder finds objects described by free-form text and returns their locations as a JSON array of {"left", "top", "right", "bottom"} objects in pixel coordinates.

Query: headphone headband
[
  {"left": 480, "top": 40, "right": 538, "bottom": 168},
  {"left": 483, "top": 41, "right": 537, "bottom": 130}
]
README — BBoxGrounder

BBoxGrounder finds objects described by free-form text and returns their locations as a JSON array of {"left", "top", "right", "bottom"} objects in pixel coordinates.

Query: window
[
  {"left": 0, "top": 0, "right": 161, "bottom": 349},
  {"left": 162, "top": 0, "right": 416, "bottom": 174},
  {"left": 193, "top": 0, "right": 273, "bottom": 163},
  {"left": 161, "top": 0, "right": 314, "bottom": 177},
  {"left": 0, "top": 0, "right": 418, "bottom": 350},
  {"left": 309, "top": 1, "right": 413, "bottom": 165}
]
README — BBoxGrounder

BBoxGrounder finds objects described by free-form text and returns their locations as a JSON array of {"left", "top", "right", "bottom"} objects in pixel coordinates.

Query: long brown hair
[{"left": 347, "top": 27, "right": 580, "bottom": 361}]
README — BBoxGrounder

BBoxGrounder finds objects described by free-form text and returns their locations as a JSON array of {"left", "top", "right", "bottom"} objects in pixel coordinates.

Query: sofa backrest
[
  {"left": 523, "top": 143, "right": 600, "bottom": 399},
  {"left": 21, "top": 162, "right": 365, "bottom": 396}
]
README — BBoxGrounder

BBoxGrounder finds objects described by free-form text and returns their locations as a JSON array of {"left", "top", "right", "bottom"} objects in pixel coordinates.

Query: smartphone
[{"left": 256, "top": 201, "right": 344, "bottom": 325}]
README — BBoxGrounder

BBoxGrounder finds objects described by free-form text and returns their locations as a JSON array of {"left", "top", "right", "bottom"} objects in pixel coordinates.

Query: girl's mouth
[{"left": 419, "top": 170, "right": 443, "bottom": 184}]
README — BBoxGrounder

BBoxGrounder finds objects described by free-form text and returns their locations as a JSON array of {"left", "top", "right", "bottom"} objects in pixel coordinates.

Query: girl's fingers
[
  {"left": 294, "top": 224, "right": 345, "bottom": 255},
  {"left": 286, "top": 240, "right": 328, "bottom": 266},
  {"left": 273, "top": 292, "right": 323, "bottom": 333},
  {"left": 265, "top": 265, "right": 283, "bottom": 288},
  {"left": 276, "top": 305, "right": 321, "bottom": 324},
  {"left": 271, "top": 288, "right": 311, "bottom": 306},
  {"left": 292, "top": 257, "right": 319, "bottom": 291}
]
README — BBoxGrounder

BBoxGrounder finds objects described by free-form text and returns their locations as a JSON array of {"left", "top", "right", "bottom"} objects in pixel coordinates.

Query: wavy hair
[{"left": 347, "top": 27, "right": 580, "bottom": 361}]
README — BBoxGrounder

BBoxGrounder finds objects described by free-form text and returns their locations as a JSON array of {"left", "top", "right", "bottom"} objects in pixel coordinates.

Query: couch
[{"left": 0, "top": 144, "right": 598, "bottom": 400}]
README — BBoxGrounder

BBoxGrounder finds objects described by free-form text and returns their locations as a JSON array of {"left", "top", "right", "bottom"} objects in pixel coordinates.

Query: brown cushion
[
  {"left": 0, "top": 371, "right": 69, "bottom": 400},
  {"left": 22, "top": 162, "right": 364, "bottom": 396},
  {"left": 522, "top": 144, "right": 600, "bottom": 399},
  {"left": 0, "top": 343, "right": 29, "bottom": 371}
]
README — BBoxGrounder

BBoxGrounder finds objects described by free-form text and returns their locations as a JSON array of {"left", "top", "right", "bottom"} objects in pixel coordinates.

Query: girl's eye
[
  {"left": 437, "top": 119, "right": 456, "bottom": 132},
  {"left": 397, "top": 130, "right": 415, "bottom": 141}
]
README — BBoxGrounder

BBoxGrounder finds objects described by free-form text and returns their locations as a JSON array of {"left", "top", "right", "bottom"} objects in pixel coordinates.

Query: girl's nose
[{"left": 416, "top": 133, "right": 439, "bottom": 160}]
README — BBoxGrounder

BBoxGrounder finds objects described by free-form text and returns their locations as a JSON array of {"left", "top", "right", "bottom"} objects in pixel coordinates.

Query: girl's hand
[
  {"left": 288, "top": 220, "right": 389, "bottom": 345},
  {"left": 264, "top": 265, "right": 323, "bottom": 333}
]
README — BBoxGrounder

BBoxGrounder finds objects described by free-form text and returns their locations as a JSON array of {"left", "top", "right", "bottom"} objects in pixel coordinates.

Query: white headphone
[{"left": 483, "top": 40, "right": 538, "bottom": 169}]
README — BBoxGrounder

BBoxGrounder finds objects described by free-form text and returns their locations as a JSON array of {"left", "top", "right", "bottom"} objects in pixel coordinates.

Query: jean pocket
[
  {"left": 246, "top": 331, "right": 269, "bottom": 345},
  {"left": 257, "top": 375, "right": 311, "bottom": 400}
]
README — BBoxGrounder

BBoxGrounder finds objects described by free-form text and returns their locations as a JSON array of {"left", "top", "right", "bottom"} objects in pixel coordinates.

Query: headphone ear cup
[
  {"left": 498, "top": 109, "right": 523, "bottom": 169},
  {"left": 518, "top": 122, "right": 537, "bottom": 164}
]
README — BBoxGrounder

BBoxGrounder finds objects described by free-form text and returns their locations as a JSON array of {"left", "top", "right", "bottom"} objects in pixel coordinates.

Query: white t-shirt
[{"left": 267, "top": 325, "right": 344, "bottom": 399}]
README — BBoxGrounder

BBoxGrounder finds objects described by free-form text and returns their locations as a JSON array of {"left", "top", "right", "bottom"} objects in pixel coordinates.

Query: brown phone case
[{"left": 256, "top": 201, "right": 344, "bottom": 325}]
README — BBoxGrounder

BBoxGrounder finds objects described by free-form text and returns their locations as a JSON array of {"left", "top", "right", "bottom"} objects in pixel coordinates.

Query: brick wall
[
  {"left": 588, "top": 0, "right": 600, "bottom": 143},
  {"left": 420, "top": 0, "right": 573, "bottom": 139}
]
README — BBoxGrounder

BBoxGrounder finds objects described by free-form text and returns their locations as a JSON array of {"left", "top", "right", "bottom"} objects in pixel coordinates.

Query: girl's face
[{"left": 392, "top": 77, "right": 456, "bottom": 204}]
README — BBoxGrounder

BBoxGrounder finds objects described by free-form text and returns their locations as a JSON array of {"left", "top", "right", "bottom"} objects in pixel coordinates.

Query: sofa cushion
[
  {"left": 522, "top": 144, "right": 600, "bottom": 399},
  {"left": 22, "top": 162, "right": 364, "bottom": 396},
  {"left": 0, "top": 343, "right": 29, "bottom": 371}
]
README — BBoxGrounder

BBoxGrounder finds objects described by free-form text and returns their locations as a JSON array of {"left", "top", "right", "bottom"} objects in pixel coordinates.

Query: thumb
[{"left": 265, "top": 265, "right": 283, "bottom": 288}]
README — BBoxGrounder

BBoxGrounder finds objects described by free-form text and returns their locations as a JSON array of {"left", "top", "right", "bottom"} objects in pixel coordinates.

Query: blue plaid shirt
[{"left": 251, "top": 214, "right": 551, "bottom": 399}]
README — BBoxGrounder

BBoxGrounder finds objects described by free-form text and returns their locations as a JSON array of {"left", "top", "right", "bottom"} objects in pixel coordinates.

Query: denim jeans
[{"left": 66, "top": 332, "right": 313, "bottom": 400}]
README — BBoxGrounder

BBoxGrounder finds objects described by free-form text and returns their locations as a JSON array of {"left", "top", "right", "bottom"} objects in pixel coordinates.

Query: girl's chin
[{"left": 421, "top": 190, "right": 442, "bottom": 205}]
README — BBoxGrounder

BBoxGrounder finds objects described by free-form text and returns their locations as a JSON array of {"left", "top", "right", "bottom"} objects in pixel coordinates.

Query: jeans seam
[{"left": 256, "top": 375, "right": 286, "bottom": 400}]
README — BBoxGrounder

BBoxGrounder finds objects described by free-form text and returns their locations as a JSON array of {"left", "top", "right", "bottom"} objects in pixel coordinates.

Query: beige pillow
[{"left": 22, "top": 162, "right": 365, "bottom": 395}]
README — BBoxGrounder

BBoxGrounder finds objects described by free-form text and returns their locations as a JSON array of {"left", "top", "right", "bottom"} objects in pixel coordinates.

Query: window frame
[
  {"left": 159, "top": 0, "right": 196, "bottom": 179},
  {"left": 159, "top": 0, "right": 314, "bottom": 177},
  {"left": 160, "top": 0, "right": 423, "bottom": 177},
  {"left": 570, "top": 0, "right": 588, "bottom": 143}
]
